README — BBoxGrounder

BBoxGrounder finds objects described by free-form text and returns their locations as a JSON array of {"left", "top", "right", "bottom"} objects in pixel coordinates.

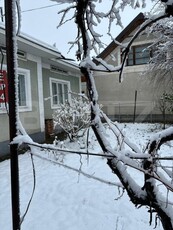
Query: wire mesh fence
[{"left": 101, "top": 101, "right": 173, "bottom": 123}]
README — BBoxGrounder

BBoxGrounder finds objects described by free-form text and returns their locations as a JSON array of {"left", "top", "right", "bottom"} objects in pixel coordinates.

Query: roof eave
[{"left": 98, "top": 13, "right": 145, "bottom": 59}]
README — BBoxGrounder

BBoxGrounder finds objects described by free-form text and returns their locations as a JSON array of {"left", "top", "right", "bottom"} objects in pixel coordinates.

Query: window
[
  {"left": 0, "top": 68, "right": 31, "bottom": 113},
  {"left": 126, "top": 44, "right": 151, "bottom": 66},
  {"left": 50, "top": 78, "right": 70, "bottom": 108},
  {"left": 18, "top": 69, "right": 32, "bottom": 111},
  {"left": 18, "top": 74, "right": 26, "bottom": 106}
]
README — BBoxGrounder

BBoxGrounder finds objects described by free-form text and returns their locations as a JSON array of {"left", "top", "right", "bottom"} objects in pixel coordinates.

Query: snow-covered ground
[{"left": 0, "top": 123, "right": 171, "bottom": 230}]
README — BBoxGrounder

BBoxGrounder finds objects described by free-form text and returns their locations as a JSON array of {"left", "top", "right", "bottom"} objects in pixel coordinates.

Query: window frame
[
  {"left": 17, "top": 68, "right": 32, "bottom": 112},
  {"left": 50, "top": 78, "right": 71, "bottom": 109},
  {"left": 0, "top": 67, "right": 32, "bottom": 113},
  {"left": 126, "top": 44, "right": 151, "bottom": 66}
]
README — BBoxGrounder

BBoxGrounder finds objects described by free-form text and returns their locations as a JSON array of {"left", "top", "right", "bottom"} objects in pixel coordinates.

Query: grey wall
[{"left": 94, "top": 69, "right": 172, "bottom": 122}]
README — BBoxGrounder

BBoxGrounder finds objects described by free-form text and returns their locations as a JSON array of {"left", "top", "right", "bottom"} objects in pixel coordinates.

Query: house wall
[
  {"left": 95, "top": 66, "right": 173, "bottom": 122},
  {"left": 0, "top": 114, "right": 9, "bottom": 142},
  {"left": 18, "top": 59, "right": 42, "bottom": 134},
  {"left": 0, "top": 57, "right": 44, "bottom": 157},
  {"left": 0, "top": 27, "right": 80, "bottom": 158},
  {"left": 94, "top": 26, "right": 173, "bottom": 122}
]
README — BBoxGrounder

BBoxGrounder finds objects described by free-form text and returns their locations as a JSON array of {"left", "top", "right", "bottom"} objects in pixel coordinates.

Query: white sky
[{"left": 0, "top": 0, "right": 155, "bottom": 59}]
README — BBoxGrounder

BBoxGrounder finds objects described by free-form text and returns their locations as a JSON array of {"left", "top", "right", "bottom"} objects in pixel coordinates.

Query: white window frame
[
  {"left": 0, "top": 67, "right": 32, "bottom": 113},
  {"left": 18, "top": 68, "right": 32, "bottom": 112},
  {"left": 50, "top": 78, "right": 71, "bottom": 109}
]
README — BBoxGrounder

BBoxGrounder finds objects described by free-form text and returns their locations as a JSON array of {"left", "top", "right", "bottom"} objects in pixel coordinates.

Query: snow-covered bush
[{"left": 52, "top": 93, "right": 91, "bottom": 141}]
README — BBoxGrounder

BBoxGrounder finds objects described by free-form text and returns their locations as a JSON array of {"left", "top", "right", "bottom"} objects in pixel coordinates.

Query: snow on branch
[
  {"left": 52, "top": 0, "right": 148, "bottom": 60},
  {"left": 147, "top": 126, "right": 173, "bottom": 153},
  {"left": 100, "top": 111, "right": 141, "bottom": 153},
  {"left": 92, "top": 57, "right": 121, "bottom": 72}
]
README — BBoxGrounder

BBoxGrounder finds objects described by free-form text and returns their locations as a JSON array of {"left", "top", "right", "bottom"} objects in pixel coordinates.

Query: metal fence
[{"left": 101, "top": 101, "right": 173, "bottom": 123}]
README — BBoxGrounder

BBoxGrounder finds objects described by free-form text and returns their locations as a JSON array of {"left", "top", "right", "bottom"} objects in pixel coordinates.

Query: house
[
  {"left": 94, "top": 13, "right": 173, "bottom": 123},
  {"left": 0, "top": 23, "right": 81, "bottom": 158}
]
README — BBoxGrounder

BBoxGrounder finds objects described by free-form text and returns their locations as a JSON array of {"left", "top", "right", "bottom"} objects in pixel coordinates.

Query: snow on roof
[
  {"left": 0, "top": 21, "right": 62, "bottom": 56},
  {"left": 19, "top": 31, "right": 62, "bottom": 55},
  {"left": 0, "top": 21, "right": 79, "bottom": 67}
]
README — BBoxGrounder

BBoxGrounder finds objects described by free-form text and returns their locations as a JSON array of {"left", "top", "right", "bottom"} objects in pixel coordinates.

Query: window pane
[
  {"left": 64, "top": 84, "right": 68, "bottom": 102},
  {"left": 136, "top": 58, "right": 149, "bottom": 65},
  {"left": 126, "top": 45, "right": 151, "bottom": 66},
  {"left": 126, "top": 49, "right": 134, "bottom": 66},
  {"left": 141, "top": 53, "right": 150, "bottom": 59},
  {"left": 136, "top": 50, "right": 149, "bottom": 58},
  {"left": 128, "top": 53, "right": 133, "bottom": 59},
  {"left": 58, "top": 83, "right": 63, "bottom": 104},
  {"left": 136, "top": 51, "right": 150, "bottom": 64},
  {"left": 51, "top": 80, "right": 70, "bottom": 106},
  {"left": 52, "top": 82, "right": 58, "bottom": 105},
  {"left": 135, "top": 52, "right": 142, "bottom": 58},
  {"left": 135, "top": 45, "right": 150, "bottom": 65},
  {"left": 135, "top": 46, "right": 144, "bottom": 52},
  {"left": 18, "top": 74, "right": 26, "bottom": 106},
  {"left": 127, "top": 59, "right": 134, "bottom": 66}
]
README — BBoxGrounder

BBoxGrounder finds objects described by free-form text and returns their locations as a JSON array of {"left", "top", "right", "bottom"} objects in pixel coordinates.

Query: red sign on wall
[{"left": 0, "top": 70, "right": 8, "bottom": 103}]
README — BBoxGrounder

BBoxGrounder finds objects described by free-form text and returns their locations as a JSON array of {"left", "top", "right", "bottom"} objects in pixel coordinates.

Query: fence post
[
  {"left": 133, "top": 90, "right": 137, "bottom": 123},
  {"left": 118, "top": 103, "right": 121, "bottom": 122}
]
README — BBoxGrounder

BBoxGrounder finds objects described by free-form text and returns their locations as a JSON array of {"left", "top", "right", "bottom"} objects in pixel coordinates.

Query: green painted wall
[
  {"left": 0, "top": 58, "right": 41, "bottom": 142},
  {"left": 18, "top": 59, "right": 41, "bottom": 134},
  {"left": 0, "top": 113, "right": 9, "bottom": 142}
]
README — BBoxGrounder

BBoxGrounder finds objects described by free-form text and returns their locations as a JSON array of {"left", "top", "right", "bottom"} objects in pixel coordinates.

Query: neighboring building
[
  {"left": 0, "top": 23, "right": 80, "bottom": 157},
  {"left": 94, "top": 13, "right": 173, "bottom": 123}
]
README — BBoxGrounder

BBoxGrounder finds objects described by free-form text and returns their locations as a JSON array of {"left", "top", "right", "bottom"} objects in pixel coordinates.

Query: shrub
[{"left": 52, "top": 93, "right": 91, "bottom": 141}]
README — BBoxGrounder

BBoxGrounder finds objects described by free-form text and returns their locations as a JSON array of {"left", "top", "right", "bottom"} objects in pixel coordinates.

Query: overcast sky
[{"left": 0, "top": 0, "right": 155, "bottom": 59}]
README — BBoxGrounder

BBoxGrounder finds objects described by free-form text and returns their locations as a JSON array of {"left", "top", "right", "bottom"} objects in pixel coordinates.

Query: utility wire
[
  {"left": 21, "top": 3, "right": 61, "bottom": 13},
  {"left": 0, "top": 3, "right": 62, "bottom": 18}
]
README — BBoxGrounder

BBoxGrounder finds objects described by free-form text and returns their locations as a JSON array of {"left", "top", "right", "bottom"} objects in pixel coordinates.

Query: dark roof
[{"left": 98, "top": 13, "right": 145, "bottom": 59}]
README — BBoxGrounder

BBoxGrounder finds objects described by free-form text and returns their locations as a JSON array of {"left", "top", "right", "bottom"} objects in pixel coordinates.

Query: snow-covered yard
[{"left": 0, "top": 123, "right": 171, "bottom": 230}]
